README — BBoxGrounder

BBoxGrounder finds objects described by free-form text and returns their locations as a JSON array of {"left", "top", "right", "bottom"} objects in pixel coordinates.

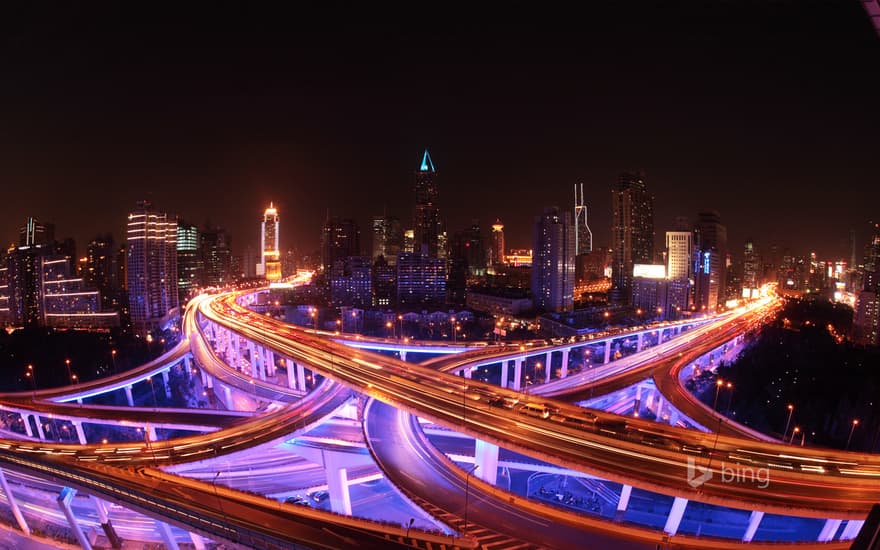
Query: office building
[
  {"left": 126, "top": 201, "right": 179, "bottom": 336},
  {"left": 259, "top": 203, "right": 281, "bottom": 281},
  {"left": 489, "top": 219, "right": 505, "bottom": 266},
  {"left": 371, "top": 255, "right": 396, "bottom": 307},
  {"left": 177, "top": 220, "right": 200, "bottom": 301},
  {"left": 322, "top": 217, "right": 360, "bottom": 273},
  {"left": 574, "top": 183, "right": 593, "bottom": 255},
  {"left": 200, "top": 225, "right": 233, "bottom": 287},
  {"left": 531, "top": 207, "right": 576, "bottom": 312},
  {"left": 371, "top": 215, "right": 403, "bottom": 266},
  {"left": 412, "top": 149, "right": 442, "bottom": 257},
  {"left": 693, "top": 211, "right": 728, "bottom": 312},
  {"left": 611, "top": 172, "right": 654, "bottom": 303},
  {"left": 397, "top": 252, "right": 446, "bottom": 306},
  {"left": 330, "top": 256, "right": 373, "bottom": 308},
  {"left": 665, "top": 231, "right": 693, "bottom": 282}
]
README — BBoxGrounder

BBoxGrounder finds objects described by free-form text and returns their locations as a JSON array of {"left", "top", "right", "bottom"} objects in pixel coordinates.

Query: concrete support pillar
[
  {"left": 668, "top": 409, "right": 680, "bottom": 427},
  {"left": 146, "top": 425, "right": 158, "bottom": 442},
  {"left": 840, "top": 519, "right": 865, "bottom": 540},
  {"left": 73, "top": 421, "right": 87, "bottom": 445},
  {"left": 818, "top": 518, "right": 843, "bottom": 542},
  {"left": 156, "top": 521, "right": 180, "bottom": 550},
  {"left": 544, "top": 352, "right": 552, "bottom": 384},
  {"left": 324, "top": 455, "right": 353, "bottom": 516},
  {"left": 663, "top": 497, "right": 688, "bottom": 536},
  {"left": 512, "top": 358, "right": 523, "bottom": 392},
  {"left": 399, "top": 351, "right": 407, "bottom": 362},
  {"left": 462, "top": 367, "right": 472, "bottom": 379},
  {"left": 286, "top": 358, "right": 296, "bottom": 389},
  {"left": 224, "top": 385, "right": 233, "bottom": 408},
  {"left": 265, "top": 348, "right": 275, "bottom": 378},
  {"left": 35, "top": 417, "right": 45, "bottom": 440},
  {"left": 645, "top": 390, "right": 655, "bottom": 412},
  {"left": 655, "top": 392, "right": 666, "bottom": 420},
  {"left": 604, "top": 341, "right": 612, "bottom": 363},
  {"left": 204, "top": 374, "right": 214, "bottom": 389},
  {"left": 20, "top": 414, "right": 33, "bottom": 438},
  {"left": 124, "top": 385, "right": 134, "bottom": 407},
  {"left": 657, "top": 328, "right": 664, "bottom": 344},
  {"left": 474, "top": 439, "right": 499, "bottom": 486},
  {"left": 0, "top": 467, "right": 30, "bottom": 535},
  {"left": 161, "top": 371, "right": 171, "bottom": 398},
  {"left": 231, "top": 334, "right": 240, "bottom": 369},
  {"left": 92, "top": 497, "right": 122, "bottom": 549},
  {"left": 57, "top": 487, "right": 93, "bottom": 550},
  {"left": 560, "top": 349, "right": 570, "bottom": 378},
  {"left": 189, "top": 533, "right": 207, "bottom": 550},
  {"left": 617, "top": 484, "right": 632, "bottom": 512},
  {"left": 742, "top": 511, "right": 764, "bottom": 542},
  {"left": 296, "top": 363, "right": 306, "bottom": 391},
  {"left": 183, "top": 354, "right": 193, "bottom": 374},
  {"left": 636, "top": 332, "right": 644, "bottom": 352},
  {"left": 500, "top": 361, "right": 509, "bottom": 389}
]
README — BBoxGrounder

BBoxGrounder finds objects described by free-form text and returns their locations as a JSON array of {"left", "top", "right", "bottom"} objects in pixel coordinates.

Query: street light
[
  {"left": 146, "top": 377, "right": 157, "bottom": 406},
  {"left": 110, "top": 349, "right": 117, "bottom": 374},
  {"left": 713, "top": 378, "right": 724, "bottom": 410},
  {"left": 724, "top": 382, "right": 734, "bottom": 415},
  {"left": 397, "top": 315, "right": 404, "bottom": 342},
  {"left": 783, "top": 404, "right": 794, "bottom": 442},
  {"left": 847, "top": 419, "right": 859, "bottom": 450},
  {"left": 464, "top": 464, "right": 479, "bottom": 533},
  {"left": 64, "top": 358, "right": 72, "bottom": 383},
  {"left": 450, "top": 317, "right": 456, "bottom": 342},
  {"left": 791, "top": 426, "right": 800, "bottom": 444}
]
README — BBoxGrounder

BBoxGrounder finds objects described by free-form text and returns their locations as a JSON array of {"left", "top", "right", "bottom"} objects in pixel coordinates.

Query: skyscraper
[
  {"left": 397, "top": 251, "right": 447, "bottom": 306},
  {"left": 531, "top": 207, "right": 576, "bottom": 312},
  {"left": 200, "top": 225, "right": 233, "bottom": 287},
  {"left": 489, "top": 219, "right": 505, "bottom": 266},
  {"left": 85, "top": 234, "right": 120, "bottom": 311},
  {"left": 371, "top": 215, "right": 403, "bottom": 266},
  {"left": 260, "top": 203, "right": 281, "bottom": 281},
  {"left": 574, "top": 183, "right": 593, "bottom": 255},
  {"left": 413, "top": 149, "right": 442, "bottom": 257},
  {"left": 665, "top": 231, "right": 693, "bottom": 281},
  {"left": 322, "top": 217, "right": 360, "bottom": 273},
  {"left": 742, "top": 238, "right": 761, "bottom": 293},
  {"left": 177, "top": 220, "right": 200, "bottom": 301},
  {"left": 126, "top": 201, "right": 179, "bottom": 336},
  {"left": 693, "top": 211, "right": 728, "bottom": 312},
  {"left": 611, "top": 172, "right": 655, "bottom": 303}
]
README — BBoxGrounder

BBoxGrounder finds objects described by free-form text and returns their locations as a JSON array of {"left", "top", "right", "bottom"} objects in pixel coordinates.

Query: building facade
[
  {"left": 611, "top": 172, "right": 654, "bottom": 303},
  {"left": 127, "top": 201, "right": 179, "bottom": 336},
  {"left": 531, "top": 207, "right": 576, "bottom": 312}
]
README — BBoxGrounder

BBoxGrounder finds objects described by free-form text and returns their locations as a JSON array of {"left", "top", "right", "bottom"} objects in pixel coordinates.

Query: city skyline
[{"left": 0, "top": 3, "right": 877, "bottom": 260}]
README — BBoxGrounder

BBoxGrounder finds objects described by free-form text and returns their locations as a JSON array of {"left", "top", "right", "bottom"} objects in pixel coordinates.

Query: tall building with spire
[
  {"left": 489, "top": 219, "right": 505, "bottom": 266},
  {"left": 610, "top": 172, "right": 655, "bottom": 303},
  {"left": 127, "top": 201, "right": 178, "bottom": 336},
  {"left": 413, "top": 149, "right": 443, "bottom": 257},
  {"left": 259, "top": 203, "right": 281, "bottom": 281},
  {"left": 574, "top": 183, "right": 593, "bottom": 255}
]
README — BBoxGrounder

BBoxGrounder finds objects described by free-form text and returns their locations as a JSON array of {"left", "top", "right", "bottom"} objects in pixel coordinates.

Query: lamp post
[
  {"left": 397, "top": 315, "right": 403, "bottom": 342},
  {"left": 110, "top": 349, "right": 117, "bottom": 374},
  {"left": 450, "top": 317, "right": 456, "bottom": 342},
  {"left": 725, "top": 382, "right": 734, "bottom": 415},
  {"left": 713, "top": 378, "right": 724, "bottom": 410},
  {"left": 146, "top": 376, "right": 157, "bottom": 406},
  {"left": 847, "top": 419, "right": 859, "bottom": 450},
  {"left": 386, "top": 321, "right": 393, "bottom": 339},
  {"left": 64, "top": 358, "right": 72, "bottom": 383},
  {"left": 464, "top": 464, "right": 479, "bottom": 533},
  {"left": 783, "top": 404, "right": 794, "bottom": 442},
  {"left": 25, "top": 366, "right": 36, "bottom": 399},
  {"left": 790, "top": 426, "right": 800, "bottom": 445}
]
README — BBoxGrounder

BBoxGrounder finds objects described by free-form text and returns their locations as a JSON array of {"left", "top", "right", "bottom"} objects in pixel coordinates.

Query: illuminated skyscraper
[
  {"left": 413, "top": 149, "right": 442, "bottom": 257},
  {"left": 371, "top": 214, "right": 403, "bottom": 266},
  {"left": 665, "top": 231, "right": 693, "bottom": 281},
  {"left": 531, "top": 207, "right": 576, "bottom": 312},
  {"left": 260, "top": 203, "right": 281, "bottom": 281},
  {"left": 489, "top": 219, "right": 505, "bottom": 266},
  {"left": 127, "top": 201, "right": 179, "bottom": 336},
  {"left": 574, "top": 183, "right": 593, "bottom": 255},
  {"left": 693, "top": 211, "right": 728, "bottom": 312},
  {"left": 611, "top": 172, "right": 654, "bottom": 303},
  {"left": 201, "top": 226, "right": 233, "bottom": 286},
  {"left": 177, "top": 220, "right": 200, "bottom": 301}
]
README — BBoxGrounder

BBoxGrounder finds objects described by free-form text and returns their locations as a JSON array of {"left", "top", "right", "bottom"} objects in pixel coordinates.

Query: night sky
[{"left": 1, "top": 2, "right": 877, "bottom": 261}]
